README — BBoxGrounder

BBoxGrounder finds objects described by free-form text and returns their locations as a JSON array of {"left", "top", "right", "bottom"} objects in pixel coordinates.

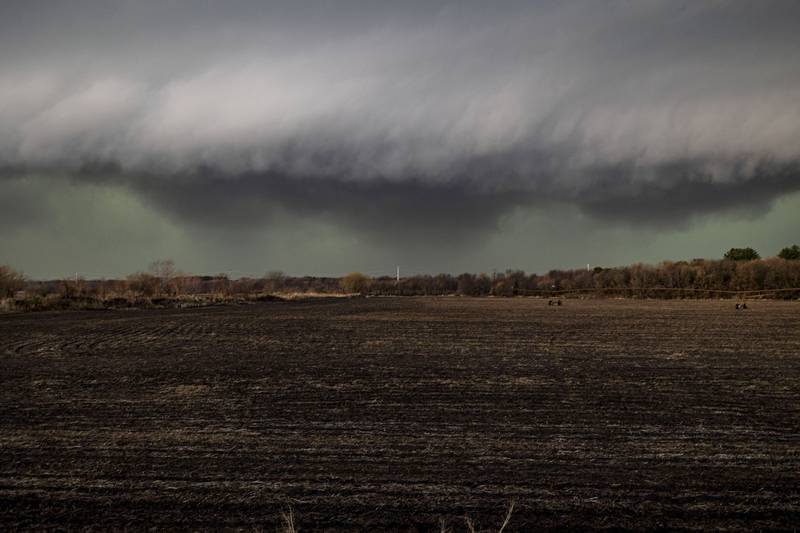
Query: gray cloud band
[{"left": 1, "top": 1, "right": 799, "bottom": 235}]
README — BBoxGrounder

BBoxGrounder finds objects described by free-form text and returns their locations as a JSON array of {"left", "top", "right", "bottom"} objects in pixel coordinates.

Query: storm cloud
[{"left": 1, "top": 1, "right": 799, "bottom": 270}]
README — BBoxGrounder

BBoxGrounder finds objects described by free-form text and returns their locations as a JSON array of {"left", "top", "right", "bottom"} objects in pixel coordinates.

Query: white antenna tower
[{"left": 396, "top": 266, "right": 400, "bottom": 282}]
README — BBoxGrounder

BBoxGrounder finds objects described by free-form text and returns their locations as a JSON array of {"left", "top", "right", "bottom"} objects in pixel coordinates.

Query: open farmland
[{"left": 1, "top": 298, "right": 799, "bottom": 531}]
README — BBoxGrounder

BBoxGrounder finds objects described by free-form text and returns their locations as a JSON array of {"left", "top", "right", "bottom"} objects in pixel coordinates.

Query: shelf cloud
[{"left": 1, "top": 1, "right": 799, "bottom": 269}]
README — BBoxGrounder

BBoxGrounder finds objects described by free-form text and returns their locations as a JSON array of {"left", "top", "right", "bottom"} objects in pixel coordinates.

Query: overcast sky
[{"left": 1, "top": 1, "right": 798, "bottom": 278}]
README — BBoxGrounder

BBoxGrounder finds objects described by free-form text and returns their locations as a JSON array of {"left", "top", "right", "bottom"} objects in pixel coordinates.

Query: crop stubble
[{"left": 1, "top": 298, "right": 799, "bottom": 530}]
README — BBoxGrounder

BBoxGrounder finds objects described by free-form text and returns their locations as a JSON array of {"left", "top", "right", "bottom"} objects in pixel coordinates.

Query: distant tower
[
  {"left": 587, "top": 263, "right": 590, "bottom": 272},
  {"left": 396, "top": 266, "right": 400, "bottom": 282}
]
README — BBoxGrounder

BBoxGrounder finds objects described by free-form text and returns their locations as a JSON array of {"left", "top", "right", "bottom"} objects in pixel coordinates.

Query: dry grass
[
  {"left": 459, "top": 499, "right": 515, "bottom": 533},
  {"left": 498, "top": 499, "right": 515, "bottom": 533},
  {"left": 280, "top": 506, "right": 297, "bottom": 533},
  {"left": 464, "top": 515, "right": 477, "bottom": 533},
  {"left": 275, "top": 291, "right": 354, "bottom": 300},
  {"left": 278, "top": 501, "right": 514, "bottom": 533}
]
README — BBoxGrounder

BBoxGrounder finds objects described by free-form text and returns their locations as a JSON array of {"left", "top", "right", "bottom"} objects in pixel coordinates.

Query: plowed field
[{"left": 1, "top": 298, "right": 799, "bottom": 531}]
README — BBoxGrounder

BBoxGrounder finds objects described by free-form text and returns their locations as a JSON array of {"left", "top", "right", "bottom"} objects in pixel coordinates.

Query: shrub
[
  {"left": 0, "top": 265, "right": 26, "bottom": 298},
  {"left": 724, "top": 247, "right": 760, "bottom": 261},
  {"left": 340, "top": 272, "right": 370, "bottom": 294},
  {"left": 126, "top": 272, "right": 160, "bottom": 297},
  {"left": 778, "top": 244, "right": 800, "bottom": 260}
]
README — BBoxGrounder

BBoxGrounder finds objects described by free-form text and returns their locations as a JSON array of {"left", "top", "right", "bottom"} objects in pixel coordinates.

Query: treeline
[
  {"left": 0, "top": 261, "right": 341, "bottom": 310},
  {"left": 2, "top": 251, "right": 800, "bottom": 310},
  {"left": 1, "top": 272, "right": 340, "bottom": 302},
  {"left": 354, "top": 258, "right": 800, "bottom": 297}
]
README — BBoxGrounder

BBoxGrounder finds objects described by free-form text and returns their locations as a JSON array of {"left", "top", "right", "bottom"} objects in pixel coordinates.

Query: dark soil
[{"left": 1, "top": 298, "right": 799, "bottom": 531}]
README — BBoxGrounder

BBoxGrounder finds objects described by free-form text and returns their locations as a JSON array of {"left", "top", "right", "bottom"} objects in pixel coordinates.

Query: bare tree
[
  {"left": 264, "top": 270, "right": 287, "bottom": 292},
  {"left": 0, "top": 265, "right": 26, "bottom": 298},
  {"left": 148, "top": 259, "right": 177, "bottom": 296}
]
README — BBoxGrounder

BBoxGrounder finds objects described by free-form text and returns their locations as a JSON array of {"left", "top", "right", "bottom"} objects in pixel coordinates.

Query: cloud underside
[{"left": 1, "top": 1, "right": 799, "bottom": 239}]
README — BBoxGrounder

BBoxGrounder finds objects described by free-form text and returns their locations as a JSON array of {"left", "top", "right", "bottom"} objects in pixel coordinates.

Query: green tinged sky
[{"left": 2, "top": 175, "right": 797, "bottom": 279}]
